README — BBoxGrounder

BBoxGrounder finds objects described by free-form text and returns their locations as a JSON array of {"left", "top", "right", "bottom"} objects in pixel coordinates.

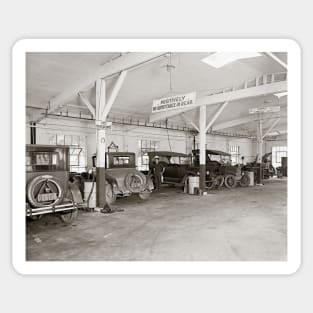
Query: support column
[
  {"left": 95, "top": 78, "right": 108, "bottom": 211},
  {"left": 30, "top": 122, "right": 36, "bottom": 144},
  {"left": 256, "top": 118, "right": 263, "bottom": 185},
  {"left": 199, "top": 105, "right": 207, "bottom": 194}
]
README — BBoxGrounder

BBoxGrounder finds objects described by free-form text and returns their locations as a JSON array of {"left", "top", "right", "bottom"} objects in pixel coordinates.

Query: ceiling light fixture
[{"left": 201, "top": 52, "right": 262, "bottom": 68}]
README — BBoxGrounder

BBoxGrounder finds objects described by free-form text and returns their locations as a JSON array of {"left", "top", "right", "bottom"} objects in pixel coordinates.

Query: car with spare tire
[
  {"left": 26, "top": 144, "right": 83, "bottom": 223},
  {"left": 91, "top": 152, "right": 154, "bottom": 204}
]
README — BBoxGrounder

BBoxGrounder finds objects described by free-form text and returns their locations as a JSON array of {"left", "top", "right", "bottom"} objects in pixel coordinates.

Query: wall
[
  {"left": 263, "top": 138, "right": 288, "bottom": 154},
  {"left": 26, "top": 117, "right": 257, "bottom": 169},
  {"left": 195, "top": 134, "right": 256, "bottom": 164}
]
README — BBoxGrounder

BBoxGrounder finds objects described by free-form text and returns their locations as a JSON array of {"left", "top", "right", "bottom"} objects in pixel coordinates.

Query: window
[
  {"left": 49, "top": 134, "right": 87, "bottom": 173},
  {"left": 113, "top": 156, "right": 130, "bottom": 166},
  {"left": 138, "top": 140, "right": 160, "bottom": 171},
  {"left": 272, "top": 146, "right": 287, "bottom": 168},
  {"left": 229, "top": 145, "right": 240, "bottom": 165}
]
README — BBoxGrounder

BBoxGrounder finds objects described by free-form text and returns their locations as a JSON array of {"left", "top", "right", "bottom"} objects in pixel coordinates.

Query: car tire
[
  {"left": 59, "top": 209, "right": 78, "bottom": 224},
  {"left": 106, "top": 182, "right": 117, "bottom": 205},
  {"left": 215, "top": 175, "right": 224, "bottom": 188},
  {"left": 27, "top": 175, "right": 64, "bottom": 208},
  {"left": 239, "top": 174, "right": 250, "bottom": 187},
  {"left": 138, "top": 190, "right": 151, "bottom": 200},
  {"left": 206, "top": 178, "right": 216, "bottom": 190},
  {"left": 224, "top": 174, "right": 237, "bottom": 188}
]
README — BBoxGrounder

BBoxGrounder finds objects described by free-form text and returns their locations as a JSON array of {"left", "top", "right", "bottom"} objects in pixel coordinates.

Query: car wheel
[
  {"left": 239, "top": 174, "right": 250, "bottom": 187},
  {"left": 224, "top": 174, "right": 237, "bottom": 188},
  {"left": 206, "top": 178, "right": 216, "bottom": 190},
  {"left": 215, "top": 175, "right": 224, "bottom": 188},
  {"left": 138, "top": 190, "right": 151, "bottom": 200},
  {"left": 27, "top": 175, "right": 64, "bottom": 208},
  {"left": 59, "top": 209, "right": 78, "bottom": 224},
  {"left": 106, "top": 182, "right": 117, "bottom": 205}
]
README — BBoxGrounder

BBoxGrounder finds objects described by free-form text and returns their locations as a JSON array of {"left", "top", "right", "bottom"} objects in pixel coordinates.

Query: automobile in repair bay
[{"left": 26, "top": 144, "right": 83, "bottom": 223}]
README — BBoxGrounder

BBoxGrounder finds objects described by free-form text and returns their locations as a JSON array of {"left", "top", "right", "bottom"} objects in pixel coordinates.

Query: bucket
[
  {"left": 188, "top": 176, "right": 199, "bottom": 194},
  {"left": 246, "top": 171, "right": 254, "bottom": 186},
  {"left": 84, "top": 181, "right": 96, "bottom": 208}
]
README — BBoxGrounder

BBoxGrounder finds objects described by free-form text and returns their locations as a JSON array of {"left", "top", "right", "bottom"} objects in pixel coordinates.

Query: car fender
[
  {"left": 105, "top": 173, "right": 120, "bottom": 194},
  {"left": 68, "top": 181, "right": 83, "bottom": 204}
]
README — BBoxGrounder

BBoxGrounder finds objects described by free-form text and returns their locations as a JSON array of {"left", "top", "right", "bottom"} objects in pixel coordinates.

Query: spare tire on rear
[
  {"left": 27, "top": 175, "right": 64, "bottom": 208},
  {"left": 124, "top": 172, "right": 146, "bottom": 193}
]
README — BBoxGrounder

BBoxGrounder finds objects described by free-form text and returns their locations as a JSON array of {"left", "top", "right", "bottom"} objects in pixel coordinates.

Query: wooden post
[
  {"left": 95, "top": 78, "right": 109, "bottom": 211},
  {"left": 30, "top": 122, "right": 36, "bottom": 144},
  {"left": 199, "top": 105, "right": 207, "bottom": 194},
  {"left": 256, "top": 118, "right": 263, "bottom": 185}
]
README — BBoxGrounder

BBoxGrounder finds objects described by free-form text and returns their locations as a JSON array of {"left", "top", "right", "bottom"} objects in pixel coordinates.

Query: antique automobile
[
  {"left": 26, "top": 145, "right": 83, "bottom": 223},
  {"left": 192, "top": 149, "right": 250, "bottom": 188},
  {"left": 242, "top": 152, "right": 276, "bottom": 182},
  {"left": 91, "top": 152, "right": 154, "bottom": 204},
  {"left": 146, "top": 151, "right": 215, "bottom": 189}
]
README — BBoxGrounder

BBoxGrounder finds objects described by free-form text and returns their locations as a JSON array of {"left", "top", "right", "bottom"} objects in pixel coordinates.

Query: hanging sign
[
  {"left": 152, "top": 92, "right": 196, "bottom": 113},
  {"left": 249, "top": 106, "right": 280, "bottom": 114}
]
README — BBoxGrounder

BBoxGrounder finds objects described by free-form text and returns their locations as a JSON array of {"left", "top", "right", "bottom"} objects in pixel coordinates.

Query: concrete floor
[{"left": 26, "top": 179, "right": 287, "bottom": 261}]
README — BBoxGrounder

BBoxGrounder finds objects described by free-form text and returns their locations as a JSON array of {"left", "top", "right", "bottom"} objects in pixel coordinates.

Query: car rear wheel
[
  {"left": 106, "top": 182, "right": 117, "bottom": 205},
  {"left": 59, "top": 209, "right": 78, "bottom": 224},
  {"left": 224, "top": 174, "right": 237, "bottom": 188},
  {"left": 239, "top": 174, "right": 250, "bottom": 187},
  {"left": 138, "top": 190, "right": 151, "bottom": 200}
]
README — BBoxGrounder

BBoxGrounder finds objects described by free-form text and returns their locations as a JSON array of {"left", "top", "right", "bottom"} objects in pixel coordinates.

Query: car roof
[
  {"left": 107, "top": 152, "right": 135, "bottom": 156},
  {"left": 147, "top": 151, "right": 189, "bottom": 158},
  {"left": 26, "top": 144, "right": 70, "bottom": 150},
  {"left": 192, "top": 149, "right": 231, "bottom": 157}
]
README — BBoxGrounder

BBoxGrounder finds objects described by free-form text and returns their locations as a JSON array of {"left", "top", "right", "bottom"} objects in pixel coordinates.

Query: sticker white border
[{"left": 12, "top": 39, "right": 301, "bottom": 275}]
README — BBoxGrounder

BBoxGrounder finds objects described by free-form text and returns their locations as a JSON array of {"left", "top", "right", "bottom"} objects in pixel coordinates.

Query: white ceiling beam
[
  {"left": 78, "top": 92, "right": 96, "bottom": 118},
  {"left": 212, "top": 115, "right": 258, "bottom": 131},
  {"left": 150, "top": 80, "right": 287, "bottom": 122},
  {"left": 181, "top": 113, "right": 199, "bottom": 132},
  {"left": 101, "top": 70, "right": 128, "bottom": 120},
  {"left": 264, "top": 52, "right": 288, "bottom": 70},
  {"left": 262, "top": 118, "right": 281, "bottom": 139},
  {"left": 265, "top": 129, "right": 287, "bottom": 137},
  {"left": 96, "top": 78, "right": 106, "bottom": 121},
  {"left": 48, "top": 52, "right": 166, "bottom": 115},
  {"left": 205, "top": 101, "right": 228, "bottom": 132}
]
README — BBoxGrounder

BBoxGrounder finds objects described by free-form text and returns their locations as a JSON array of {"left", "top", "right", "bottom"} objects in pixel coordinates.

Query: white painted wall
[
  {"left": 195, "top": 134, "right": 256, "bottom": 164},
  {"left": 263, "top": 139, "right": 288, "bottom": 154},
  {"left": 26, "top": 117, "right": 258, "bottom": 169}
]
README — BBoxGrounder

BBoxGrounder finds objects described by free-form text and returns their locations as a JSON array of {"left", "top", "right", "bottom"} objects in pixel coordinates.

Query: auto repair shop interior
[{"left": 26, "top": 51, "right": 288, "bottom": 261}]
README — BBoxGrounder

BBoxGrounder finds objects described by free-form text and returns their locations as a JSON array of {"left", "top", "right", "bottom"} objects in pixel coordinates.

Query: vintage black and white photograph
[{"left": 12, "top": 39, "right": 300, "bottom": 274}]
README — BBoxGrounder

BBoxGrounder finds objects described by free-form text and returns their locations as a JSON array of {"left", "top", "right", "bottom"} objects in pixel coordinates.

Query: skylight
[{"left": 201, "top": 52, "right": 262, "bottom": 68}]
